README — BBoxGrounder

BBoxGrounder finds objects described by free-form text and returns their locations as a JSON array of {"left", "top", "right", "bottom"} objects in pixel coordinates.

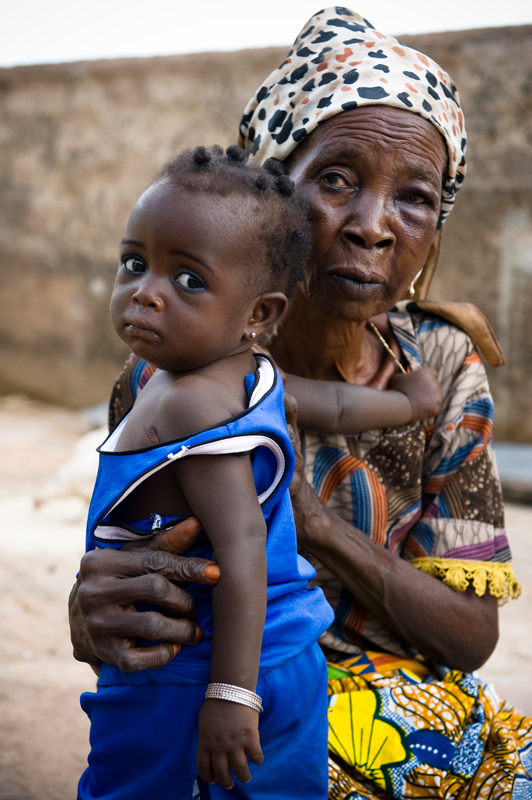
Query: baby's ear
[{"left": 246, "top": 293, "right": 288, "bottom": 339}]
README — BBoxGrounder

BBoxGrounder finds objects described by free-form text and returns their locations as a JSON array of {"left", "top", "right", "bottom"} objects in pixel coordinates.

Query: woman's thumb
[{"left": 145, "top": 516, "right": 202, "bottom": 555}]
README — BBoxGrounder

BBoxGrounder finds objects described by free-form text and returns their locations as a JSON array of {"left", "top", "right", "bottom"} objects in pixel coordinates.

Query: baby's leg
[
  {"left": 78, "top": 666, "right": 205, "bottom": 800},
  {"left": 201, "top": 642, "right": 329, "bottom": 800}
]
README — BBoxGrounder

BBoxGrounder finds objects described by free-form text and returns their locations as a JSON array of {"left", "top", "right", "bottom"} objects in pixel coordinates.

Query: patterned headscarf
[{"left": 237, "top": 6, "right": 467, "bottom": 225}]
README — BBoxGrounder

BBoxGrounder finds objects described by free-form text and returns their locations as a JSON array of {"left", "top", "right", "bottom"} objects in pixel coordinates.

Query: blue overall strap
[{"left": 86, "top": 356, "right": 294, "bottom": 550}]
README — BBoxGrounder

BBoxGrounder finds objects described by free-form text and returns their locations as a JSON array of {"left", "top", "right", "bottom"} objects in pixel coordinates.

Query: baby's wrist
[
  {"left": 391, "top": 388, "right": 416, "bottom": 423},
  {"left": 403, "top": 393, "right": 416, "bottom": 422},
  {"left": 205, "top": 682, "right": 263, "bottom": 713}
]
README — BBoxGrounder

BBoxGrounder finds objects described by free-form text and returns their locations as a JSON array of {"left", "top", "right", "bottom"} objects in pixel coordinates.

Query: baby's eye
[
  {"left": 122, "top": 257, "right": 145, "bottom": 272},
  {"left": 175, "top": 272, "right": 205, "bottom": 291},
  {"left": 322, "top": 172, "right": 350, "bottom": 190}
]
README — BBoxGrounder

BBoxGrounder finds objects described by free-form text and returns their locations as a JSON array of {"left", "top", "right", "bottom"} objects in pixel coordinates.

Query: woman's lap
[{"left": 327, "top": 652, "right": 532, "bottom": 799}]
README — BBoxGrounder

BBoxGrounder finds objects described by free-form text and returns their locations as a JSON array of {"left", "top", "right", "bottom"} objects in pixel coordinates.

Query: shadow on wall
[{"left": 0, "top": 25, "right": 531, "bottom": 441}]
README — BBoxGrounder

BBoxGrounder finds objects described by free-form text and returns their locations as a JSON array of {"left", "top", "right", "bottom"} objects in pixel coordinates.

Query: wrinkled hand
[
  {"left": 69, "top": 517, "right": 220, "bottom": 673},
  {"left": 389, "top": 367, "right": 442, "bottom": 422},
  {"left": 197, "top": 700, "right": 263, "bottom": 789},
  {"left": 283, "top": 392, "right": 305, "bottom": 500},
  {"left": 283, "top": 391, "right": 319, "bottom": 551}
]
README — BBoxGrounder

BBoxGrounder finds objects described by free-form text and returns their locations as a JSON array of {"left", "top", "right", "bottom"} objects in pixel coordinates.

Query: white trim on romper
[{"left": 93, "top": 357, "right": 285, "bottom": 543}]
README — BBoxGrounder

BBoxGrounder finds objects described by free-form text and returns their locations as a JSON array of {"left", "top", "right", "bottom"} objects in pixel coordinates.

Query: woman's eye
[
  {"left": 402, "top": 189, "right": 434, "bottom": 206},
  {"left": 322, "top": 172, "right": 350, "bottom": 190},
  {"left": 122, "top": 257, "right": 145, "bottom": 272},
  {"left": 405, "top": 193, "right": 427, "bottom": 205},
  {"left": 175, "top": 272, "right": 205, "bottom": 290}
]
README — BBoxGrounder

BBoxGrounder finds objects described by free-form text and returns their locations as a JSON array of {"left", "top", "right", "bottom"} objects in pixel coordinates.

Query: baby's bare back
[{"left": 110, "top": 352, "right": 257, "bottom": 524}]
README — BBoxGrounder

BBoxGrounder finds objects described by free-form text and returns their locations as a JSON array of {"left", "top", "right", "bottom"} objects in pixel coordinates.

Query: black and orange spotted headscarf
[{"left": 237, "top": 6, "right": 467, "bottom": 227}]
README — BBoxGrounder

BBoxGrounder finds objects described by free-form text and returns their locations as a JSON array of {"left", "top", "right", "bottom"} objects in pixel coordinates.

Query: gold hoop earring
[{"left": 408, "top": 281, "right": 416, "bottom": 297}]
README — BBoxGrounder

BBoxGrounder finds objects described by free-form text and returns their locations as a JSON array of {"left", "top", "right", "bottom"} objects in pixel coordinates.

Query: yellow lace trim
[{"left": 410, "top": 557, "right": 521, "bottom": 605}]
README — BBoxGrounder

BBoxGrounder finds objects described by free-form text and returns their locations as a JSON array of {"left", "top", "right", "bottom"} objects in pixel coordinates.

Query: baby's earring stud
[{"left": 250, "top": 332, "right": 257, "bottom": 339}]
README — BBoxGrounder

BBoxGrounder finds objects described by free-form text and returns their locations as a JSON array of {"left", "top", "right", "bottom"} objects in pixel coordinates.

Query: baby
[{"left": 79, "top": 145, "right": 441, "bottom": 800}]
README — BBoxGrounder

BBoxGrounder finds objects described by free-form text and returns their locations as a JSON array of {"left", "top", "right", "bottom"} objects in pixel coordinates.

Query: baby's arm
[
  {"left": 284, "top": 367, "right": 442, "bottom": 433},
  {"left": 171, "top": 452, "right": 266, "bottom": 790}
]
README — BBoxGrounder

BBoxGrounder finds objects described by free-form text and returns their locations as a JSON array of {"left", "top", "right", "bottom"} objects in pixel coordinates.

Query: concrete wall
[
  {"left": 409, "top": 26, "right": 532, "bottom": 443},
  {"left": 0, "top": 25, "right": 531, "bottom": 439}
]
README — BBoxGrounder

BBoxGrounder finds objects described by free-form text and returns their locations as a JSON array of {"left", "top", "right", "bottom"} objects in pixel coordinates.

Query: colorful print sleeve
[
  {"left": 392, "top": 304, "right": 520, "bottom": 603},
  {"left": 108, "top": 355, "right": 154, "bottom": 432}
]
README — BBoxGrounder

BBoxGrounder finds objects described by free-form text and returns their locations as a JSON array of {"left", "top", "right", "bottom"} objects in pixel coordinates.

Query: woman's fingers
[
  {"left": 284, "top": 391, "right": 307, "bottom": 500},
  {"left": 77, "top": 594, "right": 202, "bottom": 669},
  {"left": 97, "top": 639, "right": 179, "bottom": 673},
  {"left": 86, "top": 606, "right": 200, "bottom": 644},
  {"left": 76, "top": 551, "right": 216, "bottom": 624},
  {"left": 284, "top": 392, "right": 303, "bottom": 468},
  {"left": 95, "top": 573, "right": 196, "bottom": 614},
  {"left": 123, "top": 610, "right": 201, "bottom": 646},
  {"left": 123, "top": 516, "right": 221, "bottom": 581},
  {"left": 68, "top": 578, "right": 104, "bottom": 666},
  {"left": 70, "top": 541, "right": 220, "bottom": 670},
  {"left": 126, "top": 517, "right": 203, "bottom": 556},
  {"left": 283, "top": 390, "right": 299, "bottom": 438},
  {"left": 79, "top": 547, "right": 219, "bottom": 586},
  {"left": 75, "top": 604, "right": 201, "bottom": 672}
]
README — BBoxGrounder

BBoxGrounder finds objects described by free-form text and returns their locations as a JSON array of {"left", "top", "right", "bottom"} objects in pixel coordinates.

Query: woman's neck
[{"left": 269, "top": 286, "right": 384, "bottom": 384}]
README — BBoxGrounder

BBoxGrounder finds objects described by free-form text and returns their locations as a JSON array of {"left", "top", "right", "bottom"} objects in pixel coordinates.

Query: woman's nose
[{"left": 342, "top": 194, "right": 395, "bottom": 250}]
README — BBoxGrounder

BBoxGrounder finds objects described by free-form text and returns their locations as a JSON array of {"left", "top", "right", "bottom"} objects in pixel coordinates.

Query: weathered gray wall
[
  {"left": 409, "top": 26, "right": 532, "bottom": 443},
  {"left": 0, "top": 26, "right": 531, "bottom": 439}
]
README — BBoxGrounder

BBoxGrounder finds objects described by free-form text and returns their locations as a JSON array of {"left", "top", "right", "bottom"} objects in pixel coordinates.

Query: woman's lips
[
  {"left": 327, "top": 270, "right": 384, "bottom": 299},
  {"left": 125, "top": 322, "right": 161, "bottom": 343}
]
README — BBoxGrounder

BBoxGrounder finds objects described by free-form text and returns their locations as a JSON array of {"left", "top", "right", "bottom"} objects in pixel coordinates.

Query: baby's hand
[
  {"left": 389, "top": 367, "right": 442, "bottom": 422},
  {"left": 197, "top": 699, "right": 264, "bottom": 789}
]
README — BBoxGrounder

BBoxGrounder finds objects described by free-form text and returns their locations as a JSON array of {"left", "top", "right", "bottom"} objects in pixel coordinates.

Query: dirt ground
[{"left": 0, "top": 396, "right": 531, "bottom": 800}]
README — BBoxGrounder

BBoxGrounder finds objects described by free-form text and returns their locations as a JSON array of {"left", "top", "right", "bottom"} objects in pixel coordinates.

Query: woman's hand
[
  {"left": 284, "top": 391, "right": 319, "bottom": 551},
  {"left": 197, "top": 700, "right": 263, "bottom": 789},
  {"left": 69, "top": 517, "right": 220, "bottom": 673},
  {"left": 284, "top": 392, "right": 304, "bottom": 495}
]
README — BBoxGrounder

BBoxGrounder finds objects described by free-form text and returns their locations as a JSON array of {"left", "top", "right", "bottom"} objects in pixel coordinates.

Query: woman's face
[{"left": 287, "top": 106, "right": 447, "bottom": 322}]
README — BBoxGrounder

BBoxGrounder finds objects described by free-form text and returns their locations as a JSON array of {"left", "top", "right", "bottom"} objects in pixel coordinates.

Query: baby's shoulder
[{"left": 156, "top": 370, "right": 245, "bottom": 442}]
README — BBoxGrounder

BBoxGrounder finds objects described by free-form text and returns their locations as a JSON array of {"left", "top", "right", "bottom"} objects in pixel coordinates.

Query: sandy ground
[{"left": 0, "top": 396, "right": 531, "bottom": 800}]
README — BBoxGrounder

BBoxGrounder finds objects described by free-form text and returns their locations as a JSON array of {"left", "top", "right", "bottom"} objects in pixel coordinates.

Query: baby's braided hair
[{"left": 153, "top": 145, "right": 311, "bottom": 298}]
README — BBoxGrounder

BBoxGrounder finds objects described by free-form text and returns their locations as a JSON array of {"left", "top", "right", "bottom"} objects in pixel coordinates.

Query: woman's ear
[{"left": 245, "top": 292, "right": 288, "bottom": 341}]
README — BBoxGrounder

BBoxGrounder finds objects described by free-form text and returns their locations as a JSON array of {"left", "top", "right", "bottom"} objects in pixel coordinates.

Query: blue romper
[{"left": 78, "top": 356, "right": 333, "bottom": 800}]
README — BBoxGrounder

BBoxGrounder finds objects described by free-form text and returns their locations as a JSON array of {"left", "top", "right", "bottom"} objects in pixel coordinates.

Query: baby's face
[{"left": 111, "top": 180, "right": 261, "bottom": 372}]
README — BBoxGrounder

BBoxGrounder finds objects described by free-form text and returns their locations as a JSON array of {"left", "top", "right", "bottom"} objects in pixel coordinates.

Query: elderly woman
[{"left": 70, "top": 8, "right": 530, "bottom": 799}]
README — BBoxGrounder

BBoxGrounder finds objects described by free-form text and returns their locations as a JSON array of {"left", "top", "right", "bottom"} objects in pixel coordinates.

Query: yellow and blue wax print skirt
[{"left": 327, "top": 651, "right": 532, "bottom": 799}]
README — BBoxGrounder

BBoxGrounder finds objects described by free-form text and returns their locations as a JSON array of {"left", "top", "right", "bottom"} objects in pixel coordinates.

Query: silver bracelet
[{"left": 205, "top": 682, "right": 263, "bottom": 714}]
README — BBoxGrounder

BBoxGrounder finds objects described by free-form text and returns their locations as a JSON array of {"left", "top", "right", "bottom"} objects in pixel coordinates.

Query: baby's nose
[{"left": 132, "top": 279, "right": 163, "bottom": 309}]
